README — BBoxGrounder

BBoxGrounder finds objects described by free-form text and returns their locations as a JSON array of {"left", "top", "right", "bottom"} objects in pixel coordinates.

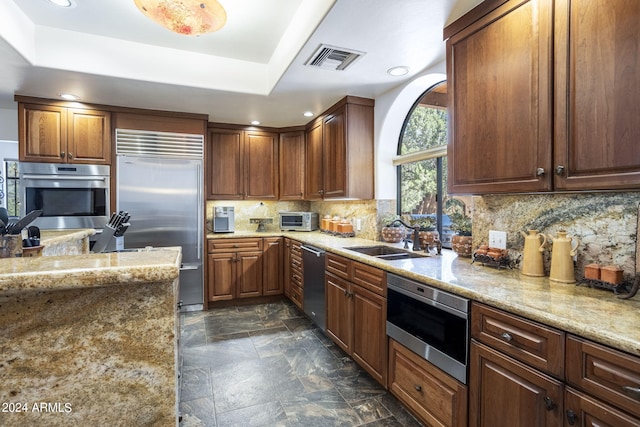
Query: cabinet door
[
  {"left": 305, "top": 119, "right": 324, "bottom": 199},
  {"left": 352, "top": 284, "right": 387, "bottom": 386},
  {"left": 446, "top": 0, "right": 553, "bottom": 194},
  {"left": 279, "top": 131, "right": 305, "bottom": 200},
  {"left": 236, "top": 251, "right": 263, "bottom": 298},
  {"left": 19, "top": 103, "right": 67, "bottom": 163},
  {"left": 67, "top": 108, "right": 111, "bottom": 164},
  {"left": 322, "top": 107, "right": 347, "bottom": 198},
  {"left": 325, "top": 272, "right": 352, "bottom": 353},
  {"left": 207, "top": 128, "right": 243, "bottom": 199},
  {"left": 207, "top": 253, "right": 235, "bottom": 302},
  {"left": 554, "top": 0, "right": 640, "bottom": 190},
  {"left": 244, "top": 130, "right": 278, "bottom": 200},
  {"left": 263, "top": 237, "right": 283, "bottom": 296},
  {"left": 389, "top": 339, "right": 468, "bottom": 427},
  {"left": 565, "top": 387, "right": 640, "bottom": 427},
  {"left": 470, "top": 341, "right": 563, "bottom": 427}
]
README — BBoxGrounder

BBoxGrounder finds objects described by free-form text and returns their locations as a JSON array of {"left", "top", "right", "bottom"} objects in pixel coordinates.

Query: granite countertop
[
  {"left": 40, "top": 228, "right": 96, "bottom": 245},
  {"left": 208, "top": 231, "right": 640, "bottom": 357},
  {"left": 0, "top": 247, "right": 182, "bottom": 295}
]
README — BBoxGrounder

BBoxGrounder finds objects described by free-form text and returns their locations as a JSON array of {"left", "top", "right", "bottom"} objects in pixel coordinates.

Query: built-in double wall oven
[
  {"left": 19, "top": 163, "right": 110, "bottom": 230},
  {"left": 386, "top": 273, "right": 470, "bottom": 384}
]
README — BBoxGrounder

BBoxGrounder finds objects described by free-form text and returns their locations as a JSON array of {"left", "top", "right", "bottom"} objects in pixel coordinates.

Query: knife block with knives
[
  {"left": 92, "top": 211, "right": 131, "bottom": 253},
  {"left": 0, "top": 209, "right": 43, "bottom": 258}
]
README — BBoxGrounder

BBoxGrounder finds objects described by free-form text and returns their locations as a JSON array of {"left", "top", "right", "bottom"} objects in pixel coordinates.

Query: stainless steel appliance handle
[
  {"left": 302, "top": 245, "right": 325, "bottom": 257},
  {"left": 197, "top": 162, "right": 202, "bottom": 261},
  {"left": 22, "top": 174, "right": 107, "bottom": 181}
]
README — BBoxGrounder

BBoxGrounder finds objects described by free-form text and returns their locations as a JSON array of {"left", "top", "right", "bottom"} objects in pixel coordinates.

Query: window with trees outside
[{"left": 395, "top": 81, "right": 471, "bottom": 249}]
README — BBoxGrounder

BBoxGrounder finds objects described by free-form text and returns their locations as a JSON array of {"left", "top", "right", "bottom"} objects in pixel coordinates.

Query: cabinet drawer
[
  {"left": 389, "top": 339, "right": 467, "bottom": 427},
  {"left": 291, "top": 253, "right": 302, "bottom": 272},
  {"left": 471, "top": 303, "right": 564, "bottom": 378},
  {"left": 290, "top": 284, "right": 303, "bottom": 310},
  {"left": 566, "top": 335, "right": 640, "bottom": 418},
  {"left": 290, "top": 240, "right": 302, "bottom": 258},
  {"left": 326, "top": 253, "right": 350, "bottom": 280},
  {"left": 352, "top": 261, "right": 386, "bottom": 296},
  {"left": 208, "top": 238, "right": 263, "bottom": 253}
]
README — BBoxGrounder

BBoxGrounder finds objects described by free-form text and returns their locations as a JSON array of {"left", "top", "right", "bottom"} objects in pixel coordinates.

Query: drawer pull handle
[
  {"left": 622, "top": 386, "right": 640, "bottom": 399},
  {"left": 414, "top": 385, "right": 422, "bottom": 392},
  {"left": 543, "top": 396, "right": 556, "bottom": 411},
  {"left": 566, "top": 409, "right": 577, "bottom": 425},
  {"left": 500, "top": 332, "right": 513, "bottom": 342}
]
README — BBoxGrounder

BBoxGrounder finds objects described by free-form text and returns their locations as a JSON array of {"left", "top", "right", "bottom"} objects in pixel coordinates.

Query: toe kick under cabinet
[{"left": 470, "top": 302, "right": 640, "bottom": 427}]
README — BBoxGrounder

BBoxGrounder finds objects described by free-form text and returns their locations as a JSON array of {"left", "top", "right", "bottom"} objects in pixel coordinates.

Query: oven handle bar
[
  {"left": 388, "top": 282, "right": 469, "bottom": 320},
  {"left": 22, "top": 174, "right": 108, "bottom": 182}
]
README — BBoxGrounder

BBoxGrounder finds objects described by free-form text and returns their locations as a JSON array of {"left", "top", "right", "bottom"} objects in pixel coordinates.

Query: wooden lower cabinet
[
  {"left": 469, "top": 340, "right": 563, "bottom": 427},
  {"left": 325, "top": 253, "right": 387, "bottom": 386},
  {"left": 262, "top": 237, "right": 283, "bottom": 296},
  {"left": 206, "top": 238, "right": 265, "bottom": 302},
  {"left": 389, "top": 339, "right": 468, "bottom": 427},
  {"left": 565, "top": 387, "right": 640, "bottom": 427},
  {"left": 284, "top": 239, "right": 303, "bottom": 310}
]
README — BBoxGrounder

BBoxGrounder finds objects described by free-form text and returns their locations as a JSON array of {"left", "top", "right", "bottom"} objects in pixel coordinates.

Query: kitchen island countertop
[{"left": 208, "top": 231, "right": 640, "bottom": 357}]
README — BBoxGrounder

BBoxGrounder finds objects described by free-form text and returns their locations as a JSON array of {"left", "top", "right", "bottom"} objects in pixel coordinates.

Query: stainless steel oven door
[{"left": 20, "top": 163, "right": 110, "bottom": 230}]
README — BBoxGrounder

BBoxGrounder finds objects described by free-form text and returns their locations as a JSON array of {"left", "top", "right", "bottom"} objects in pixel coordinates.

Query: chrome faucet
[{"left": 387, "top": 219, "right": 421, "bottom": 251}]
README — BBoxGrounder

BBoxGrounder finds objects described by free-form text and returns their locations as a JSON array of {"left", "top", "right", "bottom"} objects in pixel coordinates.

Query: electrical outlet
[{"left": 489, "top": 230, "right": 507, "bottom": 249}]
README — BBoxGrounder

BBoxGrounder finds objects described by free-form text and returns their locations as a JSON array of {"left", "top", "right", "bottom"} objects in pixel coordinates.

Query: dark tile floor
[{"left": 178, "top": 299, "right": 424, "bottom": 427}]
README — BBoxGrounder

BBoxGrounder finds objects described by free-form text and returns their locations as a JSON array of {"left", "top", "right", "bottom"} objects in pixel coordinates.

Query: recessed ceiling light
[
  {"left": 303, "top": 111, "right": 314, "bottom": 117},
  {"left": 387, "top": 66, "right": 410, "bottom": 76},
  {"left": 251, "top": 120, "right": 261, "bottom": 125},
  {"left": 48, "top": 0, "right": 74, "bottom": 7},
  {"left": 59, "top": 93, "right": 80, "bottom": 101}
]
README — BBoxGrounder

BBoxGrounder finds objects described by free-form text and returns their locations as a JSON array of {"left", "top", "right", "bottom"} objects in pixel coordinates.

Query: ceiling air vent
[{"left": 305, "top": 44, "right": 365, "bottom": 71}]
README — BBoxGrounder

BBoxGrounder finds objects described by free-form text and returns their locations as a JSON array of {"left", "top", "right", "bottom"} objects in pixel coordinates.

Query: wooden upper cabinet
[
  {"left": 305, "top": 96, "right": 374, "bottom": 200},
  {"left": 446, "top": 0, "right": 553, "bottom": 194},
  {"left": 244, "top": 130, "right": 278, "bottom": 200},
  {"left": 19, "top": 103, "right": 111, "bottom": 164},
  {"left": 207, "top": 127, "right": 278, "bottom": 200},
  {"left": 67, "top": 108, "right": 111, "bottom": 164},
  {"left": 553, "top": 0, "right": 640, "bottom": 190},
  {"left": 305, "top": 119, "right": 324, "bottom": 200},
  {"left": 279, "top": 131, "right": 305, "bottom": 200},
  {"left": 207, "top": 128, "right": 244, "bottom": 200}
]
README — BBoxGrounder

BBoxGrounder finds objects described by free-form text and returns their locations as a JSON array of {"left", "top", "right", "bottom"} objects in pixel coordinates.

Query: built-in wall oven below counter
[
  {"left": 19, "top": 163, "right": 110, "bottom": 230},
  {"left": 386, "top": 273, "right": 470, "bottom": 384}
]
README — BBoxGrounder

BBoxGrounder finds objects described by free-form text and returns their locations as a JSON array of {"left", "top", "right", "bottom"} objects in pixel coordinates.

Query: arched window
[{"left": 394, "top": 81, "right": 470, "bottom": 248}]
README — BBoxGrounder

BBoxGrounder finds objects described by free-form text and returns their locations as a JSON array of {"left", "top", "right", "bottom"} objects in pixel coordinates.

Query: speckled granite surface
[
  {"left": 40, "top": 229, "right": 95, "bottom": 256},
  {"left": 0, "top": 247, "right": 181, "bottom": 426},
  {"left": 209, "top": 231, "right": 640, "bottom": 357}
]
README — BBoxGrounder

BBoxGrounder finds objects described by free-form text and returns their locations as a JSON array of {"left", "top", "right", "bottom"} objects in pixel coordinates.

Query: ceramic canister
[
  {"left": 519, "top": 230, "right": 546, "bottom": 277},
  {"left": 548, "top": 231, "right": 580, "bottom": 284}
]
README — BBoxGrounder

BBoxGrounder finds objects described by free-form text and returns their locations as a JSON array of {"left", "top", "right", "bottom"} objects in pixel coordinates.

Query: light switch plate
[{"left": 489, "top": 230, "right": 507, "bottom": 249}]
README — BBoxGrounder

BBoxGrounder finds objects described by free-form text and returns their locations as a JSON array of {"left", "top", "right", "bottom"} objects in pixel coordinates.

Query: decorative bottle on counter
[
  {"left": 548, "top": 230, "right": 580, "bottom": 284},
  {"left": 520, "top": 230, "right": 546, "bottom": 277}
]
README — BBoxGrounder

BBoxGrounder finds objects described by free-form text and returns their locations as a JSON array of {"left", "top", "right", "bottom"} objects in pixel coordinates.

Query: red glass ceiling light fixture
[{"left": 133, "top": 0, "right": 227, "bottom": 36}]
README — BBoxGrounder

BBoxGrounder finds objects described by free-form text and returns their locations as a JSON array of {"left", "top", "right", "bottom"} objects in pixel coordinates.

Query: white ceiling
[{"left": 0, "top": 0, "right": 482, "bottom": 127}]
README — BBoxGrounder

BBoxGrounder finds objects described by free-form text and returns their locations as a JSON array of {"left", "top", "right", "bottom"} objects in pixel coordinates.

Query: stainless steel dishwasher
[{"left": 302, "top": 244, "right": 326, "bottom": 331}]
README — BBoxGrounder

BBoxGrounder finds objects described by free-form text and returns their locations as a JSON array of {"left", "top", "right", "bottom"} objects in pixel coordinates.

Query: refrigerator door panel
[{"left": 117, "top": 156, "right": 203, "bottom": 306}]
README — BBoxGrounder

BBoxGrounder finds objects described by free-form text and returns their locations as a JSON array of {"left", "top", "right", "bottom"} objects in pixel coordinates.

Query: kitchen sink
[{"left": 345, "top": 245, "right": 426, "bottom": 260}]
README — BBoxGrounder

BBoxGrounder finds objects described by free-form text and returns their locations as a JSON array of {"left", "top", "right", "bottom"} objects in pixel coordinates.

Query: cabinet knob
[
  {"left": 555, "top": 165, "right": 565, "bottom": 176},
  {"left": 565, "top": 409, "right": 577, "bottom": 425},
  {"left": 500, "top": 332, "right": 513, "bottom": 342},
  {"left": 319, "top": 189, "right": 324, "bottom": 195},
  {"left": 414, "top": 385, "right": 422, "bottom": 392},
  {"left": 622, "top": 385, "right": 640, "bottom": 400},
  {"left": 543, "top": 396, "right": 556, "bottom": 411},
  {"left": 536, "top": 167, "right": 545, "bottom": 176},
  {"left": 60, "top": 151, "right": 65, "bottom": 159},
  {"left": 68, "top": 152, "right": 73, "bottom": 159}
]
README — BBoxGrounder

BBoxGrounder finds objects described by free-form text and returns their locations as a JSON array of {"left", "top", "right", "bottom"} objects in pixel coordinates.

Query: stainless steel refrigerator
[{"left": 115, "top": 129, "right": 204, "bottom": 310}]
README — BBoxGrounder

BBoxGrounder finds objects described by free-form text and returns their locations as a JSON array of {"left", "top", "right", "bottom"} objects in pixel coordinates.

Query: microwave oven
[{"left": 279, "top": 212, "right": 319, "bottom": 231}]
